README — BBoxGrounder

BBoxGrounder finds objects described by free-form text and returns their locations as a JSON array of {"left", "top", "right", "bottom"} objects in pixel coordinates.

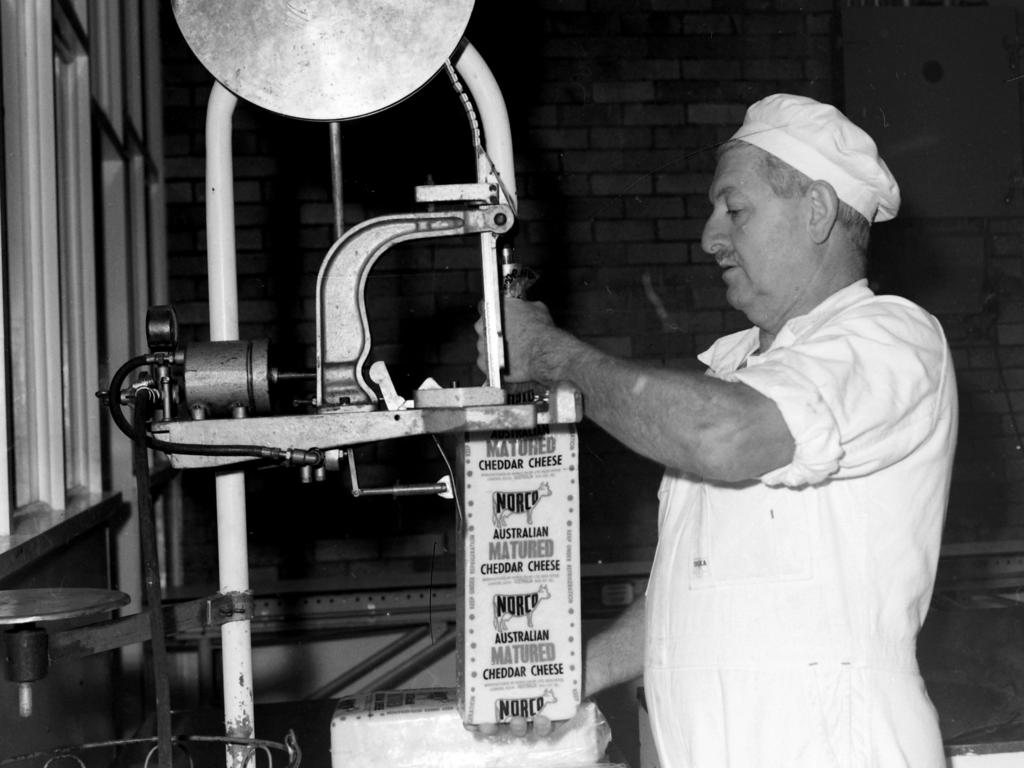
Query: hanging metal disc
[{"left": 171, "top": 0, "right": 476, "bottom": 121}]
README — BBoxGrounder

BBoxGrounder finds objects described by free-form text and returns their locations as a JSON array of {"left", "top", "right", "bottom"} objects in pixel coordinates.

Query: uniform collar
[{"left": 698, "top": 279, "right": 874, "bottom": 373}]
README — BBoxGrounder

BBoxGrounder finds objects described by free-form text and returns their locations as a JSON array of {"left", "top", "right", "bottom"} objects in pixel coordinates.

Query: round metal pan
[{"left": 171, "top": 0, "right": 475, "bottom": 121}]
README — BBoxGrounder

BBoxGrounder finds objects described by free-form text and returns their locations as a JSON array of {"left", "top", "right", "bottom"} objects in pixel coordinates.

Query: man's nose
[{"left": 701, "top": 215, "right": 725, "bottom": 255}]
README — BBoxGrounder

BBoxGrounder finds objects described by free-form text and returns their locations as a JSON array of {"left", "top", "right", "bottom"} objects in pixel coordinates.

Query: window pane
[
  {"left": 2, "top": 0, "right": 65, "bottom": 509},
  {"left": 54, "top": 37, "right": 101, "bottom": 496}
]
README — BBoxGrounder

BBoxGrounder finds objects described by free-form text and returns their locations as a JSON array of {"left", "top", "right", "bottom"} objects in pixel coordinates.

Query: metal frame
[
  {"left": 194, "top": 38, "right": 527, "bottom": 763},
  {"left": 933, "top": 541, "right": 1024, "bottom": 608},
  {"left": 161, "top": 561, "right": 653, "bottom": 704},
  {"left": 1, "top": 0, "right": 65, "bottom": 512}
]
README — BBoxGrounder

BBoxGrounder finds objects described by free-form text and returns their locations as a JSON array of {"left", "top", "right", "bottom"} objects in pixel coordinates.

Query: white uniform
[{"left": 645, "top": 280, "right": 958, "bottom": 768}]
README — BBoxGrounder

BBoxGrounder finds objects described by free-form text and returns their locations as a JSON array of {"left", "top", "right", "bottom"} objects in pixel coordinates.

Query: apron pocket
[{"left": 690, "top": 483, "right": 814, "bottom": 589}]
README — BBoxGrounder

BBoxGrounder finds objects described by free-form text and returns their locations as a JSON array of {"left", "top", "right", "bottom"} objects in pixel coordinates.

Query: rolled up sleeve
[
  {"left": 728, "top": 361, "right": 843, "bottom": 487},
  {"left": 712, "top": 300, "right": 948, "bottom": 489}
]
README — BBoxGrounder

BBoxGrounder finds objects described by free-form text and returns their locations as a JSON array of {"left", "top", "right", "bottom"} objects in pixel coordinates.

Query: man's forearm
[{"left": 535, "top": 328, "right": 792, "bottom": 481}]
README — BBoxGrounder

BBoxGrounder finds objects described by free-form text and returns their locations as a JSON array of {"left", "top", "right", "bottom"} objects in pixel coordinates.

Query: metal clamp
[
  {"left": 315, "top": 205, "right": 513, "bottom": 411},
  {"left": 204, "top": 592, "right": 254, "bottom": 629}
]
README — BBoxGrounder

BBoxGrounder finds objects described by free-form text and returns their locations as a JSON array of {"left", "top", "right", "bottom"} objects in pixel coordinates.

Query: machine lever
[
  {"left": 369, "top": 361, "right": 409, "bottom": 411},
  {"left": 346, "top": 450, "right": 453, "bottom": 499}
]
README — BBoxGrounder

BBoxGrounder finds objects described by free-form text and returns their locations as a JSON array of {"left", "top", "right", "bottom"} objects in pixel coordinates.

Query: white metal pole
[
  {"left": 455, "top": 42, "right": 518, "bottom": 387},
  {"left": 205, "top": 81, "right": 255, "bottom": 768},
  {"left": 454, "top": 41, "right": 517, "bottom": 207}
]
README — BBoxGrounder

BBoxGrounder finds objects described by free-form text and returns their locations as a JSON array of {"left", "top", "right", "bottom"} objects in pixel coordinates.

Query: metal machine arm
[{"left": 317, "top": 205, "right": 513, "bottom": 410}]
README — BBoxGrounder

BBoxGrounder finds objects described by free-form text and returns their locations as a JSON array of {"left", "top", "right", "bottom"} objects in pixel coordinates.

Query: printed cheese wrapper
[{"left": 455, "top": 420, "right": 581, "bottom": 725}]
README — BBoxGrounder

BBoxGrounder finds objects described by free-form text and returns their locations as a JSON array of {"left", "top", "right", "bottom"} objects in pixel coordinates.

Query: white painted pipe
[
  {"left": 455, "top": 42, "right": 517, "bottom": 386},
  {"left": 207, "top": 83, "right": 241, "bottom": 340},
  {"left": 455, "top": 41, "right": 517, "bottom": 208},
  {"left": 205, "top": 81, "right": 255, "bottom": 768}
]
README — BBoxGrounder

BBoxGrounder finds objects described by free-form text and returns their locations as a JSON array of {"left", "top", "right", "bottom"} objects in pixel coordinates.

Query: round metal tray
[{"left": 171, "top": 0, "right": 476, "bottom": 121}]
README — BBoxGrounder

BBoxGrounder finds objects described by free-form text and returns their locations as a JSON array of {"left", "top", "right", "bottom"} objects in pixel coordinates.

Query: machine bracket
[
  {"left": 316, "top": 205, "right": 514, "bottom": 410},
  {"left": 153, "top": 382, "right": 583, "bottom": 470},
  {"left": 46, "top": 591, "right": 255, "bottom": 661}
]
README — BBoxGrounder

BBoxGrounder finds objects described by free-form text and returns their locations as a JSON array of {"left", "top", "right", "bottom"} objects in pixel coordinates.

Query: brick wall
[{"left": 162, "top": 1, "right": 1023, "bottom": 582}]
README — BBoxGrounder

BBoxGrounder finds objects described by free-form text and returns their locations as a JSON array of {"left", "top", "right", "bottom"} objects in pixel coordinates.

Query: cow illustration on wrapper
[
  {"left": 492, "top": 584, "right": 550, "bottom": 632},
  {"left": 492, "top": 481, "right": 552, "bottom": 528},
  {"left": 495, "top": 688, "right": 557, "bottom": 723}
]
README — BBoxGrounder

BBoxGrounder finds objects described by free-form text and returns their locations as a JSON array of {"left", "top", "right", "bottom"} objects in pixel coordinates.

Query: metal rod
[
  {"left": 476, "top": 236, "right": 504, "bottom": 387},
  {"left": 17, "top": 683, "right": 31, "bottom": 719},
  {"left": 133, "top": 393, "right": 173, "bottom": 768},
  {"left": 352, "top": 483, "right": 448, "bottom": 498},
  {"left": 304, "top": 625, "right": 432, "bottom": 700},
  {"left": 166, "top": 475, "right": 185, "bottom": 588},
  {"left": 206, "top": 81, "right": 255, "bottom": 768},
  {"left": 330, "top": 122, "right": 344, "bottom": 240},
  {"left": 272, "top": 371, "right": 316, "bottom": 381}
]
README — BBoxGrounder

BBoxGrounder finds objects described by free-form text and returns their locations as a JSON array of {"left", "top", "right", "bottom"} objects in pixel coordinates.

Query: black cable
[
  {"left": 103, "top": 355, "right": 321, "bottom": 465},
  {"left": 105, "top": 354, "right": 152, "bottom": 441}
]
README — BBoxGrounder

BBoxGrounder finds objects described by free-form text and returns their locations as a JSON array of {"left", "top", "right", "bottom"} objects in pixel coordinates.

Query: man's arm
[{"left": 482, "top": 299, "right": 795, "bottom": 482}]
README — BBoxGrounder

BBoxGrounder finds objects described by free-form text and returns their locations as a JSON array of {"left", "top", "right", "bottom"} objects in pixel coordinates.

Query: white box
[{"left": 329, "top": 688, "right": 611, "bottom": 768}]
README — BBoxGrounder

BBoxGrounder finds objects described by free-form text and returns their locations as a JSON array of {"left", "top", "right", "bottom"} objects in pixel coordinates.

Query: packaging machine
[{"left": 0, "top": 2, "right": 602, "bottom": 767}]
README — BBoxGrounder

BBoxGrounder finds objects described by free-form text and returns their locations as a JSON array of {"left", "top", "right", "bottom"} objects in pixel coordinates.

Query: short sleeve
[{"left": 724, "top": 299, "right": 951, "bottom": 488}]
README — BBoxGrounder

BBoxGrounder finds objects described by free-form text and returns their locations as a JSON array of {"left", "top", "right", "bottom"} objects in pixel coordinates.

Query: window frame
[
  {"left": 1, "top": 0, "right": 66, "bottom": 515},
  {"left": 0, "top": 0, "right": 167, "bottom": 544},
  {"left": 54, "top": 3, "right": 102, "bottom": 501}
]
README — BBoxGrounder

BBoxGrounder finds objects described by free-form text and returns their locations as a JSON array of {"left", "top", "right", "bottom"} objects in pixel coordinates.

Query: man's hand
[
  {"left": 465, "top": 714, "right": 555, "bottom": 740},
  {"left": 475, "top": 298, "right": 558, "bottom": 383}
]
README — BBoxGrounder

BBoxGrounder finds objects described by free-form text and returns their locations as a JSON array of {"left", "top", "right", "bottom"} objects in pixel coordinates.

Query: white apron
[{"left": 644, "top": 282, "right": 957, "bottom": 768}]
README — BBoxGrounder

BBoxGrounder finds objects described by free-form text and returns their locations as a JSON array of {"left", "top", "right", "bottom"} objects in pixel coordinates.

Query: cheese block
[
  {"left": 456, "top": 419, "right": 581, "bottom": 725},
  {"left": 330, "top": 688, "right": 610, "bottom": 768}
]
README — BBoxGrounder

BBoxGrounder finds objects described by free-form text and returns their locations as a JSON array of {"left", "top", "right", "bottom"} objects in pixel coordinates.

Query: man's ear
[{"left": 807, "top": 181, "right": 839, "bottom": 244}]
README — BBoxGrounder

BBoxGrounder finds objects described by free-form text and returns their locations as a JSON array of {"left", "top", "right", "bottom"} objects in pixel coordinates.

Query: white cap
[{"left": 730, "top": 93, "right": 900, "bottom": 223}]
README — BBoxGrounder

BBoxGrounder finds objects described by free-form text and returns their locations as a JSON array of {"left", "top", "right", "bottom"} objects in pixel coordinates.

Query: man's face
[{"left": 701, "top": 144, "right": 816, "bottom": 335}]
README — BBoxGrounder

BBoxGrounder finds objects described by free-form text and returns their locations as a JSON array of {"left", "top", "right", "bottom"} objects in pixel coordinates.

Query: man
[{"left": 477, "top": 94, "right": 958, "bottom": 766}]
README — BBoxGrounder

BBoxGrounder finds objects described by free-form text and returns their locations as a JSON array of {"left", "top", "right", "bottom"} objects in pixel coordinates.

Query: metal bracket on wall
[
  {"left": 935, "top": 542, "right": 1024, "bottom": 607},
  {"left": 47, "top": 591, "right": 254, "bottom": 661}
]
